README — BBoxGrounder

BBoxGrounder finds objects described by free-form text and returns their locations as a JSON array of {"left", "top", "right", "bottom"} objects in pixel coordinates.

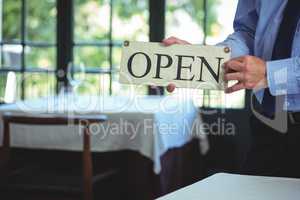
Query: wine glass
[
  {"left": 66, "top": 62, "right": 86, "bottom": 105},
  {"left": 67, "top": 62, "right": 86, "bottom": 92}
]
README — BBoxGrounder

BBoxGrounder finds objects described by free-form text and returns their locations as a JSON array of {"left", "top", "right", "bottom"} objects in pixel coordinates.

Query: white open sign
[{"left": 119, "top": 41, "right": 231, "bottom": 90}]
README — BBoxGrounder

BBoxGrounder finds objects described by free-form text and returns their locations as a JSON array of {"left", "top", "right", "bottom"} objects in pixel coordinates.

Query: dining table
[{"left": 157, "top": 173, "right": 300, "bottom": 200}]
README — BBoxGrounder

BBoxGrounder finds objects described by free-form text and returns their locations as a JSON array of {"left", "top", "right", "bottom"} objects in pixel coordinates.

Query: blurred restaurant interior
[{"left": 0, "top": 0, "right": 256, "bottom": 200}]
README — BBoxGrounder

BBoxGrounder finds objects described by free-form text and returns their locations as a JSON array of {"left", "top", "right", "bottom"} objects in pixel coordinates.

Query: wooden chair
[{"left": 0, "top": 112, "right": 118, "bottom": 200}]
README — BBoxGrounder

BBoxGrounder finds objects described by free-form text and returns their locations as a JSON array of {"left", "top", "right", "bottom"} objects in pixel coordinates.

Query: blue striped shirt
[{"left": 220, "top": 0, "right": 300, "bottom": 111}]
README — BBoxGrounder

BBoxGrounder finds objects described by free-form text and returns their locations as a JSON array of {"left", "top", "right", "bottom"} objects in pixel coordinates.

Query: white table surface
[
  {"left": 157, "top": 173, "right": 300, "bottom": 200},
  {"left": 0, "top": 95, "right": 207, "bottom": 174}
]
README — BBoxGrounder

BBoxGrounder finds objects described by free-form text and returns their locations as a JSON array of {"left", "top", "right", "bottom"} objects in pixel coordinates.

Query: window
[
  {"left": 73, "top": 0, "right": 149, "bottom": 96},
  {"left": 0, "top": 0, "right": 245, "bottom": 109},
  {"left": 0, "top": 0, "right": 56, "bottom": 101}
]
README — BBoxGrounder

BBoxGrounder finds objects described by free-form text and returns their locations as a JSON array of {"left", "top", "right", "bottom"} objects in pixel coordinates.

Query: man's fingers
[
  {"left": 167, "top": 84, "right": 176, "bottom": 93},
  {"left": 224, "top": 72, "right": 244, "bottom": 81},
  {"left": 225, "top": 82, "right": 245, "bottom": 93},
  {"left": 223, "top": 64, "right": 236, "bottom": 74},
  {"left": 232, "top": 56, "right": 245, "bottom": 63},
  {"left": 162, "top": 37, "right": 190, "bottom": 46},
  {"left": 153, "top": 83, "right": 176, "bottom": 93},
  {"left": 224, "top": 59, "right": 244, "bottom": 72},
  {"left": 162, "top": 37, "right": 175, "bottom": 46}
]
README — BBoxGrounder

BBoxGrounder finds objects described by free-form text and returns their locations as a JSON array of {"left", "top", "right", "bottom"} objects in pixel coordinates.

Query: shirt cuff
[
  {"left": 266, "top": 58, "right": 300, "bottom": 96},
  {"left": 217, "top": 32, "right": 252, "bottom": 58}
]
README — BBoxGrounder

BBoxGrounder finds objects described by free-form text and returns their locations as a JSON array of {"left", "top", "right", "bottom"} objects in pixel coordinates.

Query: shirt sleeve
[
  {"left": 218, "top": 0, "right": 259, "bottom": 58},
  {"left": 267, "top": 57, "right": 300, "bottom": 96}
]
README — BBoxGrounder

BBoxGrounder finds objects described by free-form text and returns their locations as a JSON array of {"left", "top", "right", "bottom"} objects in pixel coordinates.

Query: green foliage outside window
[
  {"left": 168, "top": 0, "right": 220, "bottom": 36},
  {"left": 1, "top": 0, "right": 220, "bottom": 100}
]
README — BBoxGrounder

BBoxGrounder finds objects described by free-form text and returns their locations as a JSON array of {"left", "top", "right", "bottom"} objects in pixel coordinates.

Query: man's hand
[
  {"left": 223, "top": 55, "right": 268, "bottom": 93},
  {"left": 162, "top": 37, "right": 191, "bottom": 93}
]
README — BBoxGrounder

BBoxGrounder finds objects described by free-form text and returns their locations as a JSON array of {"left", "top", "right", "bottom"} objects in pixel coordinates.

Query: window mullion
[
  {"left": 148, "top": 0, "right": 165, "bottom": 95},
  {"left": 56, "top": 0, "right": 74, "bottom": 93},
  {"left": 108, "top": 0, "right": 113, "bottom": 95},
  {"left": 20, "top": 0, "right": 26, "bottom": 100}
]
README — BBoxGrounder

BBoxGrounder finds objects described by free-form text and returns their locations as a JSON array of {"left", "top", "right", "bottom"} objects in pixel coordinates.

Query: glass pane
[
  {"left": 112, "top": 72, "right": 147, "bottom": 96},
  {"left": 3, "top": 0, "right": 21, "bottom": 41},
  {"left": 25, "top": 46, "right": 56, "bottom": 70},
  {"left": 75, "top": 74, "right": 105, "bottom": 95},
  {"left": 0, "top": 0, "right": 3, "bottom": 41},
  {"left": 112, "top": 0, "right": 149, "bottom": 42},
  {"left": 207, "top": 0, "right": 238, "bottom": 45},
  {"left": 1, "top": 44, "right": 22, "bottom": 68},
  {"left": 24, "top": 73, "right": 55, "bottom": 99},
  {"left": 224, "top": 90, "right": 245, "bottom": 109},
  {"left": 166, "top": 0, "right": 232, "bottom": 43},
  {"left": 206, "top": 0, "right": 238, "bottom": 44},
  {"left": 0, "top": 46, "right": 2, "bottom": 69},
  {"left": 74, "top": 46, "right": 109, "bottom": 69},
  {"left": 15, "top": 72, "right": 22, "bottom": 101},
  {"left": 203, "top": 90, "right": 223, "bottom": 108},
  {"left": 112, "top": 47, "right": 121, "bottom": 69},
  {"left": 74, "top": 0, "right": 109, "bottom": 42},
  {"left": 166, "top": 0, "right": 206, "bottom": 43},
  {"left": 0, "top": 71, "right": 20, "bottom": 103},
  {"left": 201, "top": 89, "right": 245, "bottom": 109},
  {"left": 0, "top": 73, "right": 7, "bottom": 101},
  {"left": 26, "top": 0, "right": 56, "bottom": 43},
  {"left": 84, "top": 74, "right": 100, "bottom": 95},
  {"left": 99, "top": 74, "right": 111, "bottom": 95}
]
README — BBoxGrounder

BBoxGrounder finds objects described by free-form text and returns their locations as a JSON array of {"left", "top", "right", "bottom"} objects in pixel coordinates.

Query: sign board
[{"left": 119, "top": 41, "right": 231, "bottom": 90}]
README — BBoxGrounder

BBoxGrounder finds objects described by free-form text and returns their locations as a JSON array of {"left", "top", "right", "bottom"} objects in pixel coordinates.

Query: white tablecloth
[
  {"left": 0, "top": 95, "right": 207, "bottom": 174},
  {"left": 157, "top": 173, "right": 300, "bottom": 200}
]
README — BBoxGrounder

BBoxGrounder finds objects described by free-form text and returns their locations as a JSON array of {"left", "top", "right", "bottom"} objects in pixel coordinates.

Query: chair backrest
[
  {"left": 1, "top": 112, "right": 107, "bottom": 200},
  {"left": 1, "top": 111, "right": 107, "bottom": 149},
  {"left": 2, "top": 112, "right": 107, "bottom": 125}
]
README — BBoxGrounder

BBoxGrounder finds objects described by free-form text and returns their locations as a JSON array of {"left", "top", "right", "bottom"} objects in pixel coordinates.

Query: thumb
[{"left": 167, "top": 84, "right": 176, "bottom": 93}]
